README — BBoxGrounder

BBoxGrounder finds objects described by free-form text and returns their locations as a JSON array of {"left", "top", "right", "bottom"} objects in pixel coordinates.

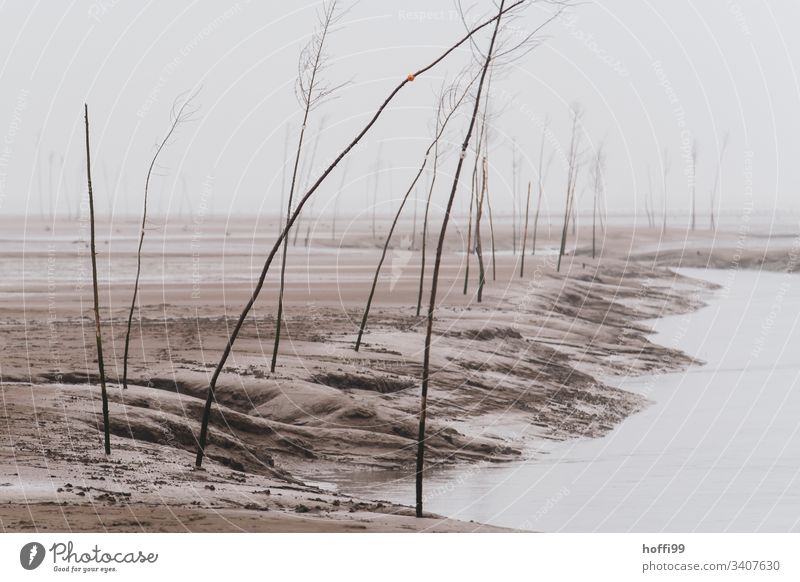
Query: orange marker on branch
[{"left": 407, "top": 73, "right": 415, "bottom": 81}]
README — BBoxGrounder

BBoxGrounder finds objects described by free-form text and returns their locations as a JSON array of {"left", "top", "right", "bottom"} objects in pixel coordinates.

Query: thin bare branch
[
  {"left": 122, "top": 90, "right": 199, "bottom": 390},
  {"left": 274, "top": 2, "right": 340, "bottom": 371}
]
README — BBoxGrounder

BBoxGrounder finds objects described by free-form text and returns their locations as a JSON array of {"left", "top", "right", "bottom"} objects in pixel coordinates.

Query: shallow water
[{"left": 324, "top": 268, "right": 800, "bottom": 531}]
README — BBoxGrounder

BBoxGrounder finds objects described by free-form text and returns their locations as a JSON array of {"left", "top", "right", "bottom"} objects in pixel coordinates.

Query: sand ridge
[{"left": 3, "top": 216, "right": 773, "bottom": 532}]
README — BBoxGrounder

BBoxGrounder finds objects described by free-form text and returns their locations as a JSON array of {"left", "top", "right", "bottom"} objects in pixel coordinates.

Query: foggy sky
[{"left": 0, "top": 0, "right": 798, "bottom": 224}]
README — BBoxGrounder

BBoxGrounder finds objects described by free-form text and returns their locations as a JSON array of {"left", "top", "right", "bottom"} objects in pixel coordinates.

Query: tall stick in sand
[
  {"left": 35, "top": 131, "right": 43, "bottom": 220},
  {"left": 194, "top": 1, "right": 530, "bottom": 468},
  {"left": 591, "top": 142, "right": 605, "bottom": 260},
  {"left": 122, "top": 93, "right": 197, "bottom": 390},
  {"left": 645, "top": 166, "right": 654, "bottom": 227},
  {"left": 463, "top": 136, "right": 482, "bottom": 297},
  {"left": 531, "top": 127, "right": 552, "bottom": 256},
  {"left": 520, "top": 180, "right": 531, "bottom": 276},
  {"left": 690, "top": 139, "right": 697, "bottom": 231},
  {"left": 272, "top": 1, "right": 342, "bottom": 373},
  {"left": 463, "top": 71, "right": 492, "bottom": 295},
  {"left": 485, "top": 173, "right": 497, "bottom": 280},
  {"left": 709, "top": 132, "right": 729, "bottom": 231},
  {"left": 415, "top": 0, "right": 515, "bottom": 518},
  {"left": 571, "top": 187, "right": 578, "bottom": 236},
  {"left": 661, "top": 147, "right": 670, "bottom": 232},
  {"left": 511, "top": 139, "right": 518, "bottom": 254},
  {"left": 355, "top": 78, "right": 474, "bottom": 352},
  {"left": 476, "top": 155, "right": 488, "bottom": 302},
  {"left": 412, "top": 0, "right": 565, "bottom": 515},
  {"left": 84, "top": 104, "right": 110, "bottom": 455},
  {"left": 592, "top": 178, "right": 597, "bottom": 259},
  {"left": 478, "top": 71, "right": 497, "bottom": 282},
  {"left": 557, "top": 105, "right": 581, "bottom": 273},
  {"left": 48, "top": 151, "right": 55, "bottom": 221},
  {"left": 463, "top": 166, "right": 475, "bottom": 295},
  {"left": 599, "top": 180, "right": 606, "bottom": 234}
]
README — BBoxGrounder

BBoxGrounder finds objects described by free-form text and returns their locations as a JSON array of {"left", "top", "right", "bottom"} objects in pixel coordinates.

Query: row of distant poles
[
  {"left": 32, "top": 141, "right": 195, "bottom": 221},
  {"left": 32, "top": 135, "right": 728, "bottom": 239}
]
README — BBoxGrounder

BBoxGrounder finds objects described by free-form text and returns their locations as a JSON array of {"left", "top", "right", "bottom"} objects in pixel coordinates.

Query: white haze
[{"left": 0, "top": 0, "right": 798, "bottom": 225}]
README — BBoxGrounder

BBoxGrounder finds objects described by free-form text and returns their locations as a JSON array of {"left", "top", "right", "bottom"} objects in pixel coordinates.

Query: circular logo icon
[{"left": 20, "top": 542, "right": 46, "bottom": 570}]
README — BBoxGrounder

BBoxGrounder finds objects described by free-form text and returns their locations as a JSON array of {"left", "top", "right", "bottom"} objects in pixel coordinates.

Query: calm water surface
[{"left": 321, "top": 268, "right": 800, "bottom": 532}]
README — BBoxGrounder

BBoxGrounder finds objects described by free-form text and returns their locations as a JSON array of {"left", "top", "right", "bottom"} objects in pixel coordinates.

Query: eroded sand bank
[{"left": 4, "top": 215, "right": 789, "bottom": 531}]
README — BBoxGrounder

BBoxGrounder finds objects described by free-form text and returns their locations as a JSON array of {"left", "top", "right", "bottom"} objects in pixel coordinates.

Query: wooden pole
[{"left": 84, "top": 104, "right": 111, "bottom": 455}]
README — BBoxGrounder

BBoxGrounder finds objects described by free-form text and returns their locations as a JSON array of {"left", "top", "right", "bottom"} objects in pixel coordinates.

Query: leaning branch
[{"left": 194, "top": 0, "right": 528, "bottom": 467}]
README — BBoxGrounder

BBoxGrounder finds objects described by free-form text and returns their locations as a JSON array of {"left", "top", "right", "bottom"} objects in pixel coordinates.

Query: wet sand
[{"left": 1, "top": 214, "right": 792, "bottom": 532}]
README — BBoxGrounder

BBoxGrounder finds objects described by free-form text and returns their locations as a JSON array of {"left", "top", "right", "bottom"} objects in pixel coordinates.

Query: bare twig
[
  {"left": 531, "top": 127, "right": 553, "bottom": 256},
  {"left": 709, "top": 132, "right": 729, "bottom": 231},
  {"left": 273, "top": 2, "right": 340, "bottom": 372},
  {"left": 456, "top": 0, "right": 568, "bottom": 67},
  {"left": 591, "top": 142, "right": 605, "bottom": 259},
  {"left": 520, "top": 180, "right": 531, "bottom": 276},
  {"left": 557, "top": 105, "right": 581, "bottom": 272},
  {"left": 122, "top": 91, "right": 198, "bottom": 390}
]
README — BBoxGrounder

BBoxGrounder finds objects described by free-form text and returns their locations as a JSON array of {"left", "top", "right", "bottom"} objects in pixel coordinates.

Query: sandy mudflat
[{"left": 1, "top": 214, "right": 792, "bottom": 532}]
